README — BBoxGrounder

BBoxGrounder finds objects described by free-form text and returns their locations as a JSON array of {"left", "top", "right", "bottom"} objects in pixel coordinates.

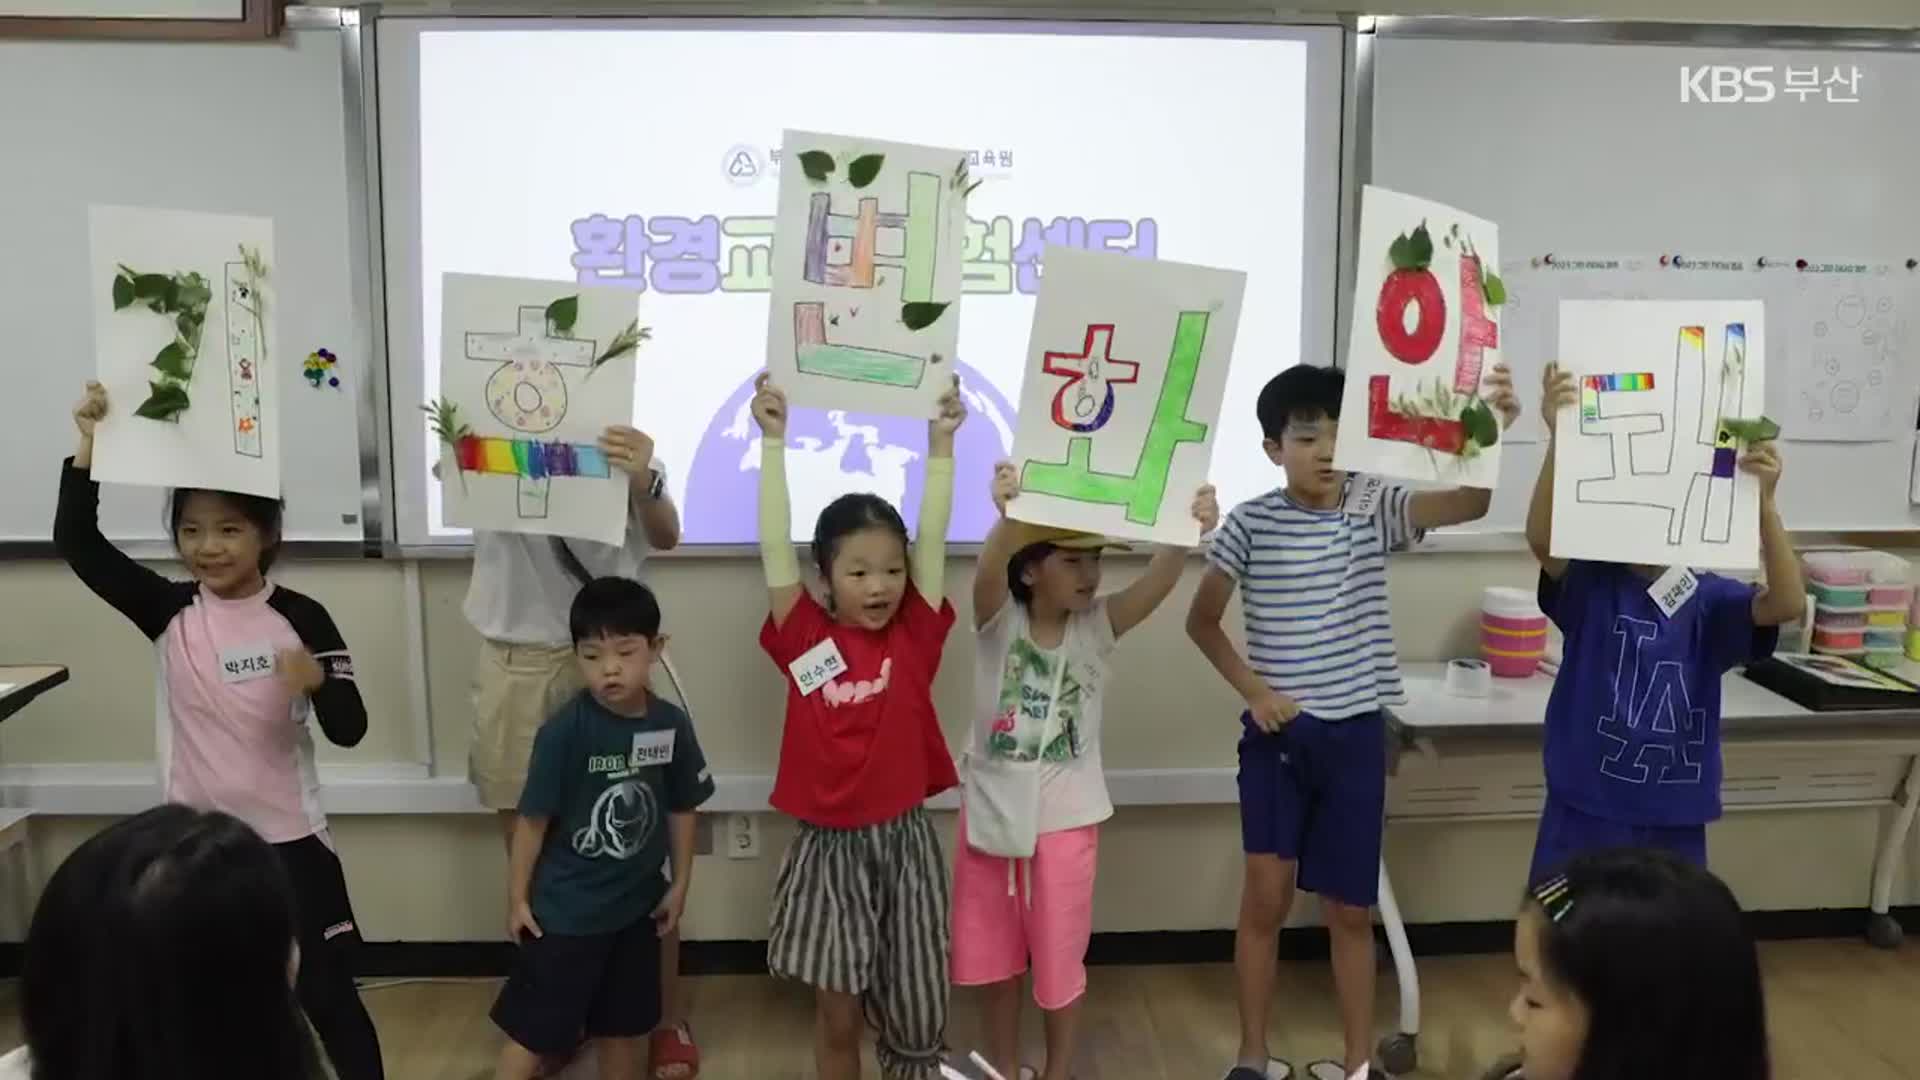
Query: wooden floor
[{"left": 1, "top": 940, "right": 1916, "bottom": 1078}]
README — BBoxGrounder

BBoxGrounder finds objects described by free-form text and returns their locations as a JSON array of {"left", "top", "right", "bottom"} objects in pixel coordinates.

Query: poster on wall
[
  {"left": 1006, "top": 247, "right": 1244, "bottom": 546},
  {"left": 1333, "top": 185, "right": 1506, "bottom": 489}
]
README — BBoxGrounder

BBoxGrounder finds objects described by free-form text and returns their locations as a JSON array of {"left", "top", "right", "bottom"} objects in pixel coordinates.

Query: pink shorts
[{"left": 950, "top": 809, "right": 1099, "bottom": 1010}]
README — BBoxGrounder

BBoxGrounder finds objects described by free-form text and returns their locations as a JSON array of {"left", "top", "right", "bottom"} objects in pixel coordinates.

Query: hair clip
[{"left": 1532, "top": 873, "right": 1576, "bottom": 923}]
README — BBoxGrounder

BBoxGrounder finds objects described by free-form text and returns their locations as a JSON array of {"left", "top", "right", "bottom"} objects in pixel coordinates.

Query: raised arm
[
  {"left": 912, "top": 373, "right": 965, "bottom": 603},
  {"left": 1110, "top": 484, "right": 1219, "bottom": 639},
  {"left": 1409, "top": 362, "right": 1521, "bottom": 530},
  {"left": 56, "top": 382, "right": 192, "bottom": 641},
  {"left": 1526, "top": 364, "right": 1576, "bottom": 579},
  {"left": 972, "top": 462, "right": 1022, "bottom": 629},
  {"left": 752, "top": 374, "right": 804, "bottom": 626},
  {"left": 1743, "top": 442, "right": 1805, "bottom": 626}
]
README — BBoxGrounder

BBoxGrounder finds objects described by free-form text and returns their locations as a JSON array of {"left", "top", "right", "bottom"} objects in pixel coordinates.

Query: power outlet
[{"left": 726, "top": 813, "right": 760, "bottom": 859}]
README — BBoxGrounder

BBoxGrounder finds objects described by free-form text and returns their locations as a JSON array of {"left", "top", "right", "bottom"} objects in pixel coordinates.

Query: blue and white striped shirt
[{"left": 1207, "top": 484, "right": 1422, "bottom": 720}]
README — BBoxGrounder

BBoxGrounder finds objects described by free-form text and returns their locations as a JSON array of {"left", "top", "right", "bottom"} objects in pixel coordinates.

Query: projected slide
[{"left": 409, "top": 25, "right": 1315, "bottom": 542}]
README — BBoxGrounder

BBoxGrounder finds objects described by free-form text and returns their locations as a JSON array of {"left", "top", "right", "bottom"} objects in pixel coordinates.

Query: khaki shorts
[{"left": 469, "top": 640, "right": 585, "bottom": 809}]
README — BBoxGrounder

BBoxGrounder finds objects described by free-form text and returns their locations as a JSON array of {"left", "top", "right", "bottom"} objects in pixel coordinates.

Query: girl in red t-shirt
[{"left": 750, "top": 371, "right": 967, "bottom": 1080}]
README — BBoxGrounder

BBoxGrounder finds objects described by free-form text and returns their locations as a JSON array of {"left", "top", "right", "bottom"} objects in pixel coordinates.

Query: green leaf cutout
[
  {"left": 545, "top": 295, "right": 580, "bottom": 335},
  {"left": 1483, "top": 271, "right": 1507, "bottom": 306},
  {"left": 112, "top": 275, "right": 134, "bottom": 310},
  {"left": 900, "top": 301, "right": 950, "bottom": 331},
  {"left": 589, "top": 320, "right": 652, "bottom": 378},
  {"left": 133, "top": 382, "right": 191, "bottom": 422},
  {"left": 132, "top": 274, "right": 172, "bottom": 300},
  {"left": 151, "top": 341, "right": 192, "bottom": 380},
  {"left": 797, "top": 150, "right": 835, "bottom": 182},
  {"left": 1409, "top": 223, "right": 1434, "bottom": 269},
  {"left": 846, "top": 154, "right": 885, "bottom": 189},
  {"left": 1388, "top": 234, "right": 1415, "bottom": 271}
]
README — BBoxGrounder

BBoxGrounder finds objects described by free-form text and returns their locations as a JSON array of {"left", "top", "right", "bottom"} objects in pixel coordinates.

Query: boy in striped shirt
[{"left": 1188, "top": 364, "right": 1518, "bottom": 1080}]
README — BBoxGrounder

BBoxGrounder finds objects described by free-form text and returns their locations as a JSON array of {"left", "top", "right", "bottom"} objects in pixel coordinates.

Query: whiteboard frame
[
  {"left": 374, "top": 12, "right": 1353, "bottom": 556},
  {"left": 1356, "top": 16, "right": 1920, "bottom": 550},
  {"left": 0, "top": 5, "right": 390, "bottom": 559}
]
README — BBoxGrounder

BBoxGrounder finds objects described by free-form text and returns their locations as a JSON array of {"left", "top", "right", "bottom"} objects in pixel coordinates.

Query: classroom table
[
  {"left": 0, "top": 665, "right": 70, "bottom": 725},
  {"left": 1371, "top": 660, "right": 1920, "bottom": 1074}
]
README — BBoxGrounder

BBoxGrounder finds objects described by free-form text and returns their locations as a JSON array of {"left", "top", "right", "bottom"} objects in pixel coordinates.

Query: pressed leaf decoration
[
  {"left": 900, "top": 301, "right": 950, "bottom": 331},
  {"left": 797, "top": 150, "right": 835, "bottom": 182},
  {"left": 545, "top": 295, "right": 579, "bottom": 335},
  {"left": 113, "top": 261, "right": 211, "bottom": 422},
  {"left": 846, "top": 153, "right": 885, "bottom": 189},
  {"left": 589, "top": 319, "right": 652, "bottom": 377},
  {"left": 422, "top": 398, "right": 472, "bottom": 493}
]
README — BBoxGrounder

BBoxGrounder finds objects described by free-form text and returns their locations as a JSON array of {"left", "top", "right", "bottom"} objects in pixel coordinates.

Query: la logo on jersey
[
  {"left": 630, "top": 729, "right": 675, "bottom": 769},
  {"left": 1597, "top": 616, "right": 1705, "bottom": 785}
]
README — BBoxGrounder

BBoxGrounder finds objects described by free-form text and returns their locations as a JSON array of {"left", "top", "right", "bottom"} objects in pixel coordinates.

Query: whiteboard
[
  {"left": 0, "top": 21, "right": 370, "bottom": 543},
  {"left": 1370, "top": 32, "right": 1920, "bottom": 535}
]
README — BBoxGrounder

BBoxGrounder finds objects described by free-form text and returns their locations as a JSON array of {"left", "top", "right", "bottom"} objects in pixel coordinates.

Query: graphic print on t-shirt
[
  {"left": 572, "top": 750, "right": 662, "bottom": 860},
  {"left": 1597, "top": 615, "right": 1706, "bottom": 786},
  {"left": 988, "top": 637, "right": 1085, "bottom": 763}
]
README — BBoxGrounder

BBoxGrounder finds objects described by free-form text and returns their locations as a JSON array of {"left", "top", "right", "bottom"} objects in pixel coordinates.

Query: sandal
[
  {"left": 650, "top": 1021, "right": 700, "bottom": 1080},
  {"left": 1223, "top": 1060, "right": 1294, "bottom": 1080}
]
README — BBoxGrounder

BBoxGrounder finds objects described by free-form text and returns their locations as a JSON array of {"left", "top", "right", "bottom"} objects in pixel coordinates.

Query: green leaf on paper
[
  {"left": 1460, "top": 398, "right": 1500, "bottom": 448},
  {"left": 151, "top": 340, "right": 192, "bottom": 380},
  {"left": 846, "top": 153, "right": 885, "bottom": 189},
  {"left": 900, "top": 301, "right": 950, "bottom": 331},
  {"left": 1409, "top": 223, "right": 1434, "bottom": 268},
  {"left": 132, "top": 274, "right": 172, "bottom": 301},
  {"left": 589, "top": 319, "right": 652, "bottom": 377},
  {"left": 1482, "top": 271, "right": 1507, "bottom": 306},
  {"left": 1389, "top": 233, "right": 1414, "bottom": 271},
  {"left": 798, "top": 150, "right": 835, "bottom": 182},
  {"left": 1722, "top": 416, "right": 1781, "bottom": 442},
  {"left": 545, "top": 295, "right": 579, "bottom": 335},
  {"left": 963, "top": 179, "right": 984, "bottom": 198},
  {"left": 133, "top": 382, "right": 190, "bottom": 422},
  {"left": 112, "top": 275, "right": 134, "bottom": 310}
]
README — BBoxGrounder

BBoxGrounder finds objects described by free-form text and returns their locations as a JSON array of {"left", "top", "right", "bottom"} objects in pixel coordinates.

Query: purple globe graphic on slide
[{"left": 684, "top": 361, "right": 1017, "bottom": 545}]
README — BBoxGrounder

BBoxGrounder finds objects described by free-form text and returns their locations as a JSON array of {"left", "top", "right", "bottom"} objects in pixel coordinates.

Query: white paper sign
[
  {"left": 1647, "top": 565, "right": 1700, "bottom": 618},
  {"left": 436, "top": 273, "right": 641, "bottom": 546},
  {"left": 766, "top": 130, "right": 970, "bottom": 418},
  {"left": 630, "top": 729, "right": 676, "bottom": 768},
  {"left": 88, "top": 205, "right": 279, "bottom": 497},
  {"left": 1005, "top": 247, "right": 1244, "bottom": 546},
  {"left": 218, "top": 643, "right": 276, "bottom": 684},
  {"left": 1342, "top": 474, "right": 1386, "bottom": 519},
  {"left": 1333, "top": 186, "right": 1505, "bottom": 489},
  {"left": 1553, "top": 301, "right": 1767, "bottom": 570},
  {"left": 789, "top": 638, "right": 848, "bottom": 697}
]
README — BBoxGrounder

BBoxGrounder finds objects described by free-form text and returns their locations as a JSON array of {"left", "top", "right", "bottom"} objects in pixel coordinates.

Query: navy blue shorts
[
  {"left": 1237, "top": 709, "right": 1387, "bottom": 907},
  {"left": 1528, "top": 794, "right": 1707, "bottom": 885}
]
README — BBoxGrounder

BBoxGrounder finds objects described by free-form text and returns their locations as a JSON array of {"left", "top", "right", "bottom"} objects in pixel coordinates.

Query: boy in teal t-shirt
[{"left": 490, "top": 577, "right": 714, "bottom": 1080}]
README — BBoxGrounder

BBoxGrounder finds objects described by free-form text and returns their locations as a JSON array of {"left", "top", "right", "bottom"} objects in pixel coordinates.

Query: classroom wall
[{"left": 3, "top": 547, "right": 1914, "bottom": 944}]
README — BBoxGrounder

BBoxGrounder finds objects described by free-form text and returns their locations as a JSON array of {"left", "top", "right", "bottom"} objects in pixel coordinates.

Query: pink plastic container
[{"left": 1482, "top": 586, "right": 1548, "bottom": 678}]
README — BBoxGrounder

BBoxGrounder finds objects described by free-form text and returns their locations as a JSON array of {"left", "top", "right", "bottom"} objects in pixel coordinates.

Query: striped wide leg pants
[{"left": 767, "top": 806, "right": 951, "bottom": 1079}]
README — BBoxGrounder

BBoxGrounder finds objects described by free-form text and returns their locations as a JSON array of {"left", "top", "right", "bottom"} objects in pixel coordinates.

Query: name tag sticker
[
  {"left": 630, "top": 729, "right": 676, "bottom": 768},
  {"left": 218, "top": 644, "right": 276, "bottom": 684},
  {"left": 1342, "top": 474, "right": 1385, "bottom": 518},
  {"left": 789, "top": 638, "right": 848, "bottom": 697},
  {"left": 1648, "top": 566, "right": 1700, "bottom": 619}
]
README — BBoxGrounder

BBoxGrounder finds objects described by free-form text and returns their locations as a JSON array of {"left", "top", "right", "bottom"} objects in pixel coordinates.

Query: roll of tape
[{"left": 1445, "top": 657, "right": 1492, "bottom": 698}]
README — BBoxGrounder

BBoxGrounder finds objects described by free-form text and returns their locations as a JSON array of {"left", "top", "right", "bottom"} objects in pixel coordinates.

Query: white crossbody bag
[{"left": 962, "top": 655, "right": 1068, "bottom": 859}]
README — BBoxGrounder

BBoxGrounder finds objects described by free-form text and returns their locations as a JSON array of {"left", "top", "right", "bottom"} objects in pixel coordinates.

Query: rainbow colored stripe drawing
[
  {"left": 1007, "top": 247, "right": 1244, "bottom": 546},
  {"left": 767, "top": 130, "right": 970, "bottom": 417},
  {"left": 1553, "top": 302, "right": 1766, "bottom": 569}
]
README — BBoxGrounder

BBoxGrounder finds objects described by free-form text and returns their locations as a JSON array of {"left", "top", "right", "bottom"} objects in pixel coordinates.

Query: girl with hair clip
[
  {"left": 54, "top": 382, "right": 383, "bottom": 1080},
  {"left": 751, "top": 370, "right": 968, "bottom": 1080},
  {"left": 1, "top": 804, "right": 327, "bottom": 1080},
  {"left": 1487, "top": 847, "right": 1770, "bottom": 1080}
]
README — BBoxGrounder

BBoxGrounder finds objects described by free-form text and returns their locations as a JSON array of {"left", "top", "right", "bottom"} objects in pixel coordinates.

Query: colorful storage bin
[{"left": 1481, "top": 586, "right": 1548, "bottom": 678}]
